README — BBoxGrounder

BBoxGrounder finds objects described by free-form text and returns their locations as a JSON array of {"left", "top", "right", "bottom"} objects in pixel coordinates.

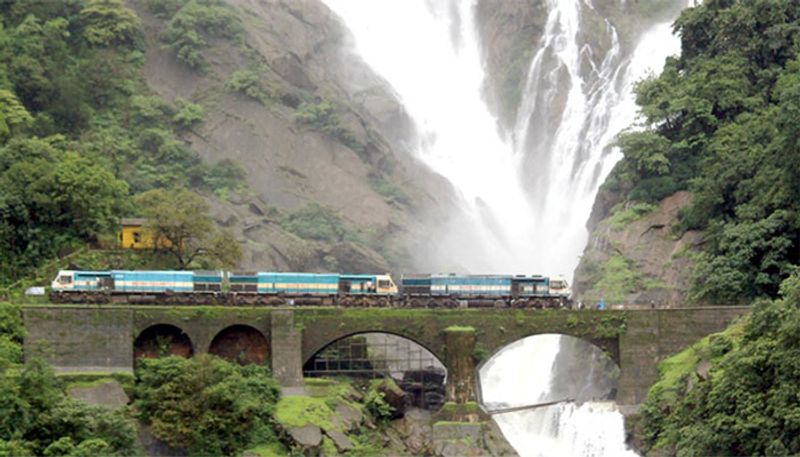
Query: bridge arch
[
  {"left": 209, "top": 324, "right": 269, "bottom": 365},
  {"left": 303, "top": 331, "right": 447, "bottom": 410},
  {"left": 303, "top": 329, "right": 445, "bottom": 365},
  {"left": 134, "top": 324, "right": 194, "bottom": 364},
  {"left": 478, "top": 333, "right": 620, "bottom": 411},
  {"left": 485, "top": 330, "right": 620, "bottom": 367}
]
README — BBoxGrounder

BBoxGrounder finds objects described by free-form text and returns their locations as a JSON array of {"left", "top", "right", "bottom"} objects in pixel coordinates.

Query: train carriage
[
  {"left": 51, "top": 269, "right": 565, "bottom": 307},
  {"left": 400, "top": 274, "right": 566, "bottom": 308}
]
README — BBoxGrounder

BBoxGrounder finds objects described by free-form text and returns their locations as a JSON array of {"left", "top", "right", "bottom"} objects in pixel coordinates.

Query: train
[{"left": 50, "top": 269, "right": 572, "bottom": 308}]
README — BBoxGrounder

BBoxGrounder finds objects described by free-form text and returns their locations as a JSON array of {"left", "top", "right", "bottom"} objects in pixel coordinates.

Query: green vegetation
[
  {"left": 363, "top": 379, "right": 396, "bottom": 422},
  {"left": 608, "top": 202, "right": 658, "bottom": 231},
  {"left": 134, "top": 355, "right": 280, "bottom": 456},
  {"left": 640, "top": 272, "right": 800, "bottom": 455},
  {"left": 280, "top": 203, "right": 354, "bottom": 243},
  {"left": 225, "top": 69, "right": 270, "bottom": 104},
  {"left": 369, "top": 174, "right": 411, "bottom": 207},
  {"left": 172, "top": 97, "right": 205, "bottom": 129},
  {"left": 580, "top": 255, "right": 641, "bottom": 304},
  {"left": 135, "top": 187, "right": 242, "bottom": 268},
  {"left": 0, "top": 1, "right": 245, "bottom": 285},
  {"left": 608, "top": 0, "right": 800, "bottom": 303},
  {"left": 444, "top": 325, "right": 476, "bottom": 333},
  {"left": 0, "top": 303, "right": 141, "bottom": 455},
  {"left": 150, "top": 0, "right": 243, "bottom": 70},
  {"left": 295, "top": 100, "right": 364, "bottom": 153}
]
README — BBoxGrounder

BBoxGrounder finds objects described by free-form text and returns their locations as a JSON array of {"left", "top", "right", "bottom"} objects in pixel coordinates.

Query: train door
[
  {"left": 339, "top": 280, "right": 351, "bottom": 294},
  {"left": 510, "top": 280, "right": 521, "bottom": 299}
]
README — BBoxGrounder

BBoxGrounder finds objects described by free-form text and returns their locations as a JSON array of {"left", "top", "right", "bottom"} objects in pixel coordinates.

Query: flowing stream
[{"left": 323, "top": 0, "right": 685, "bottom": 454}]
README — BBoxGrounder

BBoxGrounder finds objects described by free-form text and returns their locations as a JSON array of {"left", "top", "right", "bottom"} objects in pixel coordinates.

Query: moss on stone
[
  {"left": 321, "top": 436, "right": 337, "bottom": 456},
  {"left": 444, "top": 325, "right": 476, "bottom": 333},
  {"left": 275, "top": 396, "right": 337, "bottom": 432}
]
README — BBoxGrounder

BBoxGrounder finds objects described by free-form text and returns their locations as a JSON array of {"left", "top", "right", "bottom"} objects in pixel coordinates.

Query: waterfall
[
  {"left": 323, "top": 0, "right": 686, "bottom": 454},
  {"left": 325, "top": 0, "right": 684, "bottom": 280},
  {"left": 480, "top": 335, "right": 636, "bottom": 457}
]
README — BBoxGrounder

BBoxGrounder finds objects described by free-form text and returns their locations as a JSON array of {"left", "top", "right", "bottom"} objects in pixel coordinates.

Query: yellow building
[{"left": 119, "top": 218, "right": 170, "bottom": 249}]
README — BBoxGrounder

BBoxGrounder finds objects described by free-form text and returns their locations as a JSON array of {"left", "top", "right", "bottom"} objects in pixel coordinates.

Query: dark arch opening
[
  {"left": 208, "top": 325, "right": 269, "bottom": 365},
  {"left": 304, "top": 332, "right": 447, "bottom": 411},
  {"left": 134, "top": 324, "right": 194, "bottom": 364}
]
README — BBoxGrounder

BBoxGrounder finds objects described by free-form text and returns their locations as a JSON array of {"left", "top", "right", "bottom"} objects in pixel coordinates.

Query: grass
[
  {"left": 275, "top": 396, "right": 337, "bottom": 431},
  {"left": 608, "top": 202, "right": 658, "bottom": 231},
  {"left": 584, "top": 255, "right": 641, "bottom": 304},
  {"left": 244, "top": 442, "right": 290, "bottom": 457}
]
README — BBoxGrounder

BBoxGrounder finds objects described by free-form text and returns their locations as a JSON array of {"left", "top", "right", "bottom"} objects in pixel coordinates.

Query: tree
[
  {"left": 134, "top": 188, "right": 242, "bottom": 269},
  {"left": 79, "top": 0, "right": 142, "bottom": 48},
  {"left": 134, "top": 355, "right": 280, "bottom": 455},
  {"left": 0, "top": 90, "right": 32, "bottom": 143}
]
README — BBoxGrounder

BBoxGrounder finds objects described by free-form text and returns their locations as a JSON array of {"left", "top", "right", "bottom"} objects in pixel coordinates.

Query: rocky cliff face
[
  {"left": 128, "top": 0, "right": 455, "bottom": 273},
  {"left": 573, "top": 191, "right": 702, "bottom": 307}
]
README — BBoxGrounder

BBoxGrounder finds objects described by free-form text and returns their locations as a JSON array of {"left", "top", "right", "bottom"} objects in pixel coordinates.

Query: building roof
[{"left": 120, "top": 218, "right": 147, "bottom": 226}]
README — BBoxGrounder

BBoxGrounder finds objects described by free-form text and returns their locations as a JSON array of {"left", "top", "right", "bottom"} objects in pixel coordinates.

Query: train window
[
  {"left": 58, "top": 276, "right": 73, "bottom": 284},
  {"left": 378, "top": 280, "right": 390, "bottom": 288},
  {"left": 551, "top": 281, "right": 565, "bottom": 289}
]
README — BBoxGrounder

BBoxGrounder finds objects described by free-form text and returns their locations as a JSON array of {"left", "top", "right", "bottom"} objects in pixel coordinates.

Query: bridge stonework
[{"left": 23, "top": 305, "right": 748, "bottom": 410}]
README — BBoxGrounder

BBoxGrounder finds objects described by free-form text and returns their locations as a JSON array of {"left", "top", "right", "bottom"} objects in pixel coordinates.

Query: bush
[
  {"left": 225, "top": 70, "right": 269, "bottom": 103},
  {"left": 172, "top": 97, "right": 204, "bottom": 128},
  {"left": 280, "top": 203, "right": 351, "bottom": 243},
  {"left": 162, "top": 0, "right": 242, "bottom": 70},
  {"left": 134, "top": 355, "right": 280, "bottom": 455},
  {"left": 369, "top": 175, "right": 411, "bottom": 206},
  {"left": 608, "top": 202, "right": 658, "bottom": 231},
  {"left": 364, "top": 381, "right": 395, "bottom": 422}
]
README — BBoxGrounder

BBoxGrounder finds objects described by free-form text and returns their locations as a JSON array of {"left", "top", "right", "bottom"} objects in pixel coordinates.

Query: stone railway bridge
[{"left": 23, "top": 305, "right": 748, "bottom": 412}]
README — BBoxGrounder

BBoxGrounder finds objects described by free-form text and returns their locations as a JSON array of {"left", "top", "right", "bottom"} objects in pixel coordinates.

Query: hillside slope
[{"left": 129, "top": 0, "right": 456, "bottom": 273}]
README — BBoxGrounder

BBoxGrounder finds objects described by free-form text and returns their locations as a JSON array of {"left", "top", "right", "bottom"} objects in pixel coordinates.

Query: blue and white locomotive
[{"left": 51, "top": 269, "right": 569, "bottom": 307}]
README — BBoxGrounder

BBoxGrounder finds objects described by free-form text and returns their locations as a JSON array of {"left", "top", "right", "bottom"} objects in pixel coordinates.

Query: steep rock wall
[
  {"left": 127, "top": 0, "right": 456, "bottom": 273},
  {"left": 574, "top": 191, "right": 702, "bottom": 307}
]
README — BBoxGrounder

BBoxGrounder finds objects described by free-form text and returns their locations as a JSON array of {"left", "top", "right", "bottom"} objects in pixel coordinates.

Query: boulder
[
  {"left": 376, "top": 378, "right": 408, "bottom": 419},
  {"left": 289, "top": 424, "right": 322, "bottom": 452},
  {"left": 333, "top": 403, "right": 364, "bottom": 432},
  {"left": 324, "top": 429, "right": 354, "bottom": 453}
]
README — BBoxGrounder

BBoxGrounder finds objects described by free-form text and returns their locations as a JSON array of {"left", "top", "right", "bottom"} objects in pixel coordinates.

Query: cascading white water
[
  {"left": 480, "top": 335, "right": 636, "bottom": 457},
  {"left": 325, "top": 0, "right": 684, "bottom": 279},
  {"left": 323, "top": 0, "right": 685, "bottom": 454}
]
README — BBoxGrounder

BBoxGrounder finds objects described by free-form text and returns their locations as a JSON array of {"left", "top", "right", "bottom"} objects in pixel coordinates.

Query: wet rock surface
[{"left": 574, "top": 191, "right": 702, "bottom": 307}]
